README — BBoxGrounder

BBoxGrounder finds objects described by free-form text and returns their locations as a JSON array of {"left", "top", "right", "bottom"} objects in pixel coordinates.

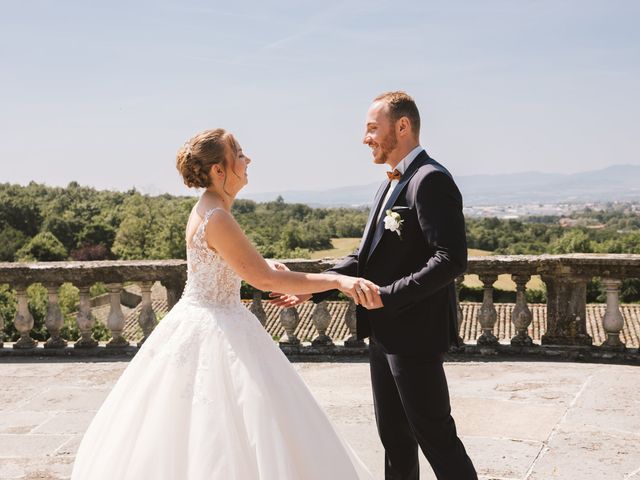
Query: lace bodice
[{"left": 181, "top": 207, "right": 243, "bottom": 307}]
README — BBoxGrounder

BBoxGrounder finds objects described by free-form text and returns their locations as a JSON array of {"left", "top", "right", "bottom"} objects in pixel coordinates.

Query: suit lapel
[
  {"left": 358, "top": 180, "right": 389, "bottom": 255},
  {"left": 366, "top": 153, "right": 428, "bottom": 262}
]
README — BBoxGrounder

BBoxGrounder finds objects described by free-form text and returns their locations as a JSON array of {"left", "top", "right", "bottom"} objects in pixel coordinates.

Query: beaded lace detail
[{"left": 181, "top": 207, "right": 242, "bottom": 307}]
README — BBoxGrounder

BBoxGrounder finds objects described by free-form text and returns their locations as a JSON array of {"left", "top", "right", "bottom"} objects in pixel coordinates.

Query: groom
[{"left": 276, "top": 91, "right": 477, "bottom": 479}]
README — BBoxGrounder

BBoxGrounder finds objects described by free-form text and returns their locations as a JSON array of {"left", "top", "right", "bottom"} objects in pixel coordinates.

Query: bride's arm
[{"left": 204, "top": 209, "right": 375, "bottom": 299}]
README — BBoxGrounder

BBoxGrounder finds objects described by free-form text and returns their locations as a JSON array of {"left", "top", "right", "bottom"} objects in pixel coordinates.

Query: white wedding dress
[{"left": 71, "top": 207, "right": 373, "bottom": 480}]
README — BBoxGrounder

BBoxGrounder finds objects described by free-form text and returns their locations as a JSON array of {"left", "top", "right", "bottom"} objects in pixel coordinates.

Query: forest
[{"left": 3, "top": 182, "right": 640, "bottom": 264}]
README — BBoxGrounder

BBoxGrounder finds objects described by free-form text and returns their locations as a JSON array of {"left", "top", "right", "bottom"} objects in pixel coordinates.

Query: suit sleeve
[
  {"left": 377, "top": 171, "right": 467, "bottom": 311},
  {"left": 311, "top": 249, "right": 359, "bottom": 303}
]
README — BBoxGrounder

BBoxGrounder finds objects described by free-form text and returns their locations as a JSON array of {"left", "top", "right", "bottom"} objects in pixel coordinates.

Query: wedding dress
[{"left": 71, "top": 207, "right": 373, "bottom": 480}]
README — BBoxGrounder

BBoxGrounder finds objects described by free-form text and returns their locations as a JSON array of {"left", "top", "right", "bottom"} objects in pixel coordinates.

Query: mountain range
[{"left": 239, "top": 165, "right": 640, "bottom": 207}]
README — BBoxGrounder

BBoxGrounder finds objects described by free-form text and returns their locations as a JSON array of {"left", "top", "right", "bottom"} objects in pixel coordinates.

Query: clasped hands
[
  {"left": 337, "top": 276, "right": 384, "bottom": 310},
  {"left": 266, "top": 260, "right": 383, "bottom": 310}
]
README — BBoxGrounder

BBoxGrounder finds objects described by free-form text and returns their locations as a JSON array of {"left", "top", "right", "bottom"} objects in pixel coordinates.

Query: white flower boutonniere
[{"left": 383, "top": 209, "right": 404, "bottom": 238}]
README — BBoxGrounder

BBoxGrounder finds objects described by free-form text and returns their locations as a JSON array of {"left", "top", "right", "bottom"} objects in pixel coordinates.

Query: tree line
[
  {"left": 0, "top": 182, "right": 368, "bottom": 262},
  {"left": 4, "top": 183, "right": 640, "bottom": 264}
]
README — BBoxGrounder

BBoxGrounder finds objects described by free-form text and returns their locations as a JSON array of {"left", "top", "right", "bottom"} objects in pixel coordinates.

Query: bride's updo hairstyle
[{"left": 176, "top": 128, "right": 236, "bottom": 189}]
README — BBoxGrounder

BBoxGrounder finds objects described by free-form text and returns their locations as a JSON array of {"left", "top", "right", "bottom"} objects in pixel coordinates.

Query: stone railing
[
  {"left": 465, "top": 254, "right": 639, "bottom": 351},
  {"left": 0, "top": 255, "right": 638, "bottom": 359},
  {"left": 0, "top": 260, "right": 186, "bottom": 351}
]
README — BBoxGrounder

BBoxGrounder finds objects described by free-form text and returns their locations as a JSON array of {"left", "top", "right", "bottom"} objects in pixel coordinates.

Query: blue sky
[{"left": 1, "top": 0, "right": 638, "bottom": 196}]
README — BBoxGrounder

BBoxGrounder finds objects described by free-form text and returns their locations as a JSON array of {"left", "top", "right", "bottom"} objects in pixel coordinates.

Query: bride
[{"left": 71, "top": 128, "right": 377, "bottom": 479}]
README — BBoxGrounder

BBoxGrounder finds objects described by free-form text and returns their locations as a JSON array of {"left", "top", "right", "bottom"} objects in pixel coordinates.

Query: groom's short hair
[{"left": 374, "top": 91, "right": 421, "bottom": 137}]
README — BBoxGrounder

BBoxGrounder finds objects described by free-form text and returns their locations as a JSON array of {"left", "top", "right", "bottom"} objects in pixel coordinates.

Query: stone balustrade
[
  {"left": 0, "top": 255, "right": 638, "bottom": 360},
  {"left": 465, "top": 254, "right": 640, "bottom": 352}
]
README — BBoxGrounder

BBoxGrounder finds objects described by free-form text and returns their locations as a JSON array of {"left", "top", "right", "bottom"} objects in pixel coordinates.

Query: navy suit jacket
[{"left": 313, "top": 150, "right": 467, "bottom": 354}]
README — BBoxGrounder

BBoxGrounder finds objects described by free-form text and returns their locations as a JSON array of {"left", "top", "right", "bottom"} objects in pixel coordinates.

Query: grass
[
  {"left": 310, "top": 240, "right": 544, "bottom": 292},
  {"left": 466, "top": 248, "right": 543, "bottom": 291},
  {"left": 463, "top": 274, "right": 544, "bottom": 291},
  {"left": 310, "top": 238, "right": 361, "bottom": 259},
  {"left": 468, "top": 248, "right": 491, "bottom": 256}
]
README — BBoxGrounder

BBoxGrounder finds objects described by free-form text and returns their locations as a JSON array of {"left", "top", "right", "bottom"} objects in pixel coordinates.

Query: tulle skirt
[{"left": 71, "top": 298, "right": 372, "bottom": 479}]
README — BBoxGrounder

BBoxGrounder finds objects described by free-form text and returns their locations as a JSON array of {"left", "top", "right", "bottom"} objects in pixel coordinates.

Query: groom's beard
[{"left": 376, "top": 130, "right": 398, "bottom": 164}]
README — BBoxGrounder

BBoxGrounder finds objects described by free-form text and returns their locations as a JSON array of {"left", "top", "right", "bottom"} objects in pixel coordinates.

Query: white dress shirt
[{"left": 376, "top": 145, "right": 424, "bottom": 223}]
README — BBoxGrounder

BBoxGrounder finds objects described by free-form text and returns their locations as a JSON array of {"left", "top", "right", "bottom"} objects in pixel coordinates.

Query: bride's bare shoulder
[{"left": 203, "top": 207, "right": 242, "bottom": 239}]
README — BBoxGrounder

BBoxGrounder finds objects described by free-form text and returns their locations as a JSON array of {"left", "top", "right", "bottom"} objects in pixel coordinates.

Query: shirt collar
[{"left": 395, "top": 145, "right": 423, "bottom": 175}]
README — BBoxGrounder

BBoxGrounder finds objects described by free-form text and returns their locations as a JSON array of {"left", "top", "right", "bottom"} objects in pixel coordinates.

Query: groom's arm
[
  {"left": 311, "top": 249, "right": 360, "bottom": 303},
  {"left": 377, "top": 171, "right": 467, "bottom": 311}
]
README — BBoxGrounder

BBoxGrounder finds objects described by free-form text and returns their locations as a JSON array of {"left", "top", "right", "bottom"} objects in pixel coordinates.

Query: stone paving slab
[{"left": 0, "top": 359, "right": 638, "bottom": 480}]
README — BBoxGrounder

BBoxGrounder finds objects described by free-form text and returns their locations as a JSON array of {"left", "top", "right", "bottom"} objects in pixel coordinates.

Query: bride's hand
[
  {"left": 269, "top": 292, "right": 311, "bottom": 308},
  {"left": 266, "top": 260, "right": 289, "bottom": 272},
  {"left": 337, "top": 276, "right": 380, "bottom": 307}
]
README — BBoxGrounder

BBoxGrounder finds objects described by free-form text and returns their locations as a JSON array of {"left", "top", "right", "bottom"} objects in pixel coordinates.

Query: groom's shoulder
[
  {"left": 413, "top": 156, "right": 456, "bottom": 184},
  {"left": 411, "top": 156, "right": 463, "bottom": 202}
]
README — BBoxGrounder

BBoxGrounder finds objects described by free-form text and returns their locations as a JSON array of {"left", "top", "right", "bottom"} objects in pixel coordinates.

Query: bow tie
[{"left": 386, "top": 169, "right": 402, "bottom": 181}]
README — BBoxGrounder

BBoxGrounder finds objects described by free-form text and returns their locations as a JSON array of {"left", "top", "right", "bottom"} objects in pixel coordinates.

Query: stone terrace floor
[{"left": 0, "top": 358, "right": 639, "bottom": 480}]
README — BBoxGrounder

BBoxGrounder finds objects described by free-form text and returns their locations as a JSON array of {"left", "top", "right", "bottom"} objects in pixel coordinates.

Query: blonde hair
[{"left": 176, "top": 129, "right": 237, "bottom": 189}]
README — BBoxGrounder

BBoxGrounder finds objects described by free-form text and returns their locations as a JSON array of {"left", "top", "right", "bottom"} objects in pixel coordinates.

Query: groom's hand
[
  {"left": 269, "top": 292, "right": 312, "bottom": 308},
  {"left": 359, "top": 280, "right": 383, "bottom": 310},
  {"left": 343, "top": 278, "right": 383, "bottom": 309}
]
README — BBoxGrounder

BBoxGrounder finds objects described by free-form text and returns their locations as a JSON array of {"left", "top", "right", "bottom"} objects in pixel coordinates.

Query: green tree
[
  {"left": 551, "top": 230, "right": 593, "bottom": 254},
  {"left": 148, "top": 198, "right": 193, "bottom": 259},
  {"left": 0, "top": 226, "right": 28, "bottom": 261},
  {"left": 15, "top": 231, "right": 67, "bottom": 261},
  {"left": 112, "top": 195, "right": 156, "bottom": 259},
  {"left": 0, "top": 187, "right": 43, "bottom": 236},
  {"left": 77, "top": 222, "right": 117, "bottom": 250}
]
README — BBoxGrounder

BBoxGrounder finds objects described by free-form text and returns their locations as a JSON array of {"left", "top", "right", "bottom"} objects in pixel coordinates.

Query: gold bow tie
[{"left": 386, "top": 169, "right": 401, "bottom": 181}]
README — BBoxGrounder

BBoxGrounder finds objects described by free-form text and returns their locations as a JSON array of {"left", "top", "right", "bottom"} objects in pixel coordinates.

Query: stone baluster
[
  {"left": 44, "top": 284, "right": 67, "bottom": 348},
  {"left": 344, "top": 299, "right": 365, "bottom": 347},
  {"left": 162, "top": 279, "right": 185, "bottom": 310},
  {"left": 106, "top": 283, "right": 128, "bottom": 348},
  {"left": 455, "top": 276, "right": 465, "bottom": 346},
  {"left": 311, "top": 301, "right": 334, "bottom": 346},
  {"left": 137, "top": 281, "right": 157, "bottom": 346},
  {"left": 0, "top": 309, "right": 4, "bottom": 348},
  {"left": 13, "top": 285, "right": 37, "bottom": 349},
  {"left": 541, "top": 274, "right": 592, "bottom": 346},
  {"left": 511, "top": 274, "right": 533, "bottom": 346},
  {"left": 279, "top": 307, "right": 300, "bottom": 346},
  {"left": 75, "top": 285, "right": 97, "bottom": 348},
  {"left": 601, "top": 278, "right": 625, "bottom": 349},
  {"left": 248, "top": 290, "right": 267, "bottom": 326},
  {"left": 476, "top": 274, "right": 498, "bottom": 346},
  {"left": 0, "top": 312, "right": 4, "bottom": 348}
]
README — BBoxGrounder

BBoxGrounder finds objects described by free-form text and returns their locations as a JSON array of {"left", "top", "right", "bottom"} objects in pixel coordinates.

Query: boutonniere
[{"left": 383, "top": 209, "right": 404, "bottom": 238}]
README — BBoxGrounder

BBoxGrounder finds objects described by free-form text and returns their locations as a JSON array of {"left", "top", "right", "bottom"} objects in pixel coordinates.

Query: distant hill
[{"left": 240, "top": 164, "right": 640, "bottom": 207}]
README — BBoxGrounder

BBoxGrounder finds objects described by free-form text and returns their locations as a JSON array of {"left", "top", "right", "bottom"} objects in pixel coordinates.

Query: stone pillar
[
  {"left": 477, "top": 274, "right": 498, "bottom": 346},
  {"left": 75, "top": 285, "right": 98, "bottom": 348},
  {"left": 13, "top": 285, "right": 37, "bottom": 349},
  {"left": 162, "top": 279, "right": 184, "bottom": 310},
  {"left": 311, "top": 301, "right": 334, "bottom": 346},
  {"left": 511, "top": 274, "right": 533, "bottom": 346},
  {"left": 344, "top": 299, "right": 365, "bottom": 347},
  {"left": 278, "top": 307, "right": 300, "bottom": 346},
  {"left": 0, "top": 309, "right": 4, "bottom": 348},
  {"left": 137, "top": 281, "right": 157, "bottom": 346},
  {"left": 248, "top": 290, "right": 267, "bottom": 326},
  {"left": 541, "top": 274, "right": 592, "bottom": 346},
  {"left": 106, "top": 283, "right": 129, "bottom": 348},
  {"left": 601, "top": 278, "right": 625, "bottom": 349},
  {"left": 44, "top": 284, "right": 67, "bottom": 348},
  {"left": 455, "top": 275, "right": 465, "bottom": 345}
]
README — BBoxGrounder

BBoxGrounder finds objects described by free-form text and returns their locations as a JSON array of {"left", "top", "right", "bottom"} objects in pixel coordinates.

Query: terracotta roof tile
[{"left": 89, "top": 301, "right": 640, "bottom": 348}]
